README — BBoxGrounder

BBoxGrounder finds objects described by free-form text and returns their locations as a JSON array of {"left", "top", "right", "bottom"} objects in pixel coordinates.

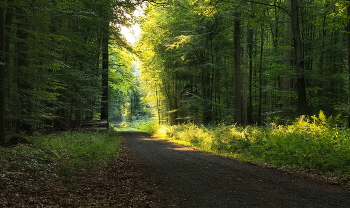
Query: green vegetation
[
  {"left": 0, "top": 0, "right": 142, "bottom": 143},
  {"left": 136, "top": 0, "right": 350, "bottom": 126},
  {"left": 155, "top": 111, "right": 350, "bottom": 178},
  {"left": 128, "top": 119, "right": 157, "bottom": 134},
  {"left": 34, "top": 130, "right": 122, "bottom": 171},
  {"left": 0, "top": 130, "right": 122, "bottom": 183}
]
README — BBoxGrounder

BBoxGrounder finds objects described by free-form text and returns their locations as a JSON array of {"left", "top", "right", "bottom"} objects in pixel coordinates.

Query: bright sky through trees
[
  {"left": 121, "top": 24, "right": 141, "bottom": 44},
  {"left": 120, "top": 6, "right": 143, "bottom": 45}
]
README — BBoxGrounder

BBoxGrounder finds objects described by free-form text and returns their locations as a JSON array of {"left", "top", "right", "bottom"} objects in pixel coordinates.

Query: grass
[
  {"left": 125, "top": 119, "right": 157, "bottom": 134},
  {"left": 0, "top": 130, "right": 122, "bottom": 184},
  {"left": 154, "top": 112, "right": 350, "bottom": 179},
  {"left": 33, "top": 130, "right": 122, "bottom": 173}
]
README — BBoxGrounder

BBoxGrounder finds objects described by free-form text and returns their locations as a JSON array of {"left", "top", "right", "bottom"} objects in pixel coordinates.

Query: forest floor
[
  {"left": 0, "top": 136, "right": 178, "bottom": 207},
  {"left": 2, "top": 130, "right": 350, "bottom": 207}
]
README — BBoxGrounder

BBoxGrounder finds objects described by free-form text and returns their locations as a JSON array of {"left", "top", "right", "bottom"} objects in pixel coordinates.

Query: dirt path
[{"left": 119, "top": 131, "right": 350, "bottom": 208}]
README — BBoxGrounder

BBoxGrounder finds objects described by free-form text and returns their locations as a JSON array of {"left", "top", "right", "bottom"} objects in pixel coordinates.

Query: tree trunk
[
  {"left": 16, "top": 7, "right": 33, "bottom": 134},
  {"left": 258, "top": 26, "right": 264, "bottom": 126},
  {"left": 101, "top": 23, "right": 109, "bottom": 126},
  {"left": 234, "top": 13, "right": 242, "bottom": 124},
  {"left": 242, "top": 24, "right": 250, "bottom": 125},
  {"left": 290, "top": 0, "right": 308, "bottom": 115},
  {"left": 347, "top": 0, "right": 350, "bottom": 127},
  {"left": 247, "top": 27, "right": 253, "bottom": 124},
  {"left": 283, "top": 0, "right": 292, "bottom": 112},
  {"left": 0, "top": 5, "right": 6, "bottom": 145}
]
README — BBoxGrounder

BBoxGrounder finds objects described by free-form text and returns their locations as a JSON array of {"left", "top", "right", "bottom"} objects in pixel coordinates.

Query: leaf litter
[{"left": 0, "top": 142, "right": 179, "bottom": 207}]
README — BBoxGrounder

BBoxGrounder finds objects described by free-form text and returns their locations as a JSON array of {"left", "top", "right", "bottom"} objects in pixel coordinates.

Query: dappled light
[
  {"left": 155, "top": 111, "right": 350, "bottom": 177},
  {"left": 1, "top": 0, "right": 350, "bottom": 206},
  {"left": 168, "top": 147, "right": 197, "bottom": 152}
]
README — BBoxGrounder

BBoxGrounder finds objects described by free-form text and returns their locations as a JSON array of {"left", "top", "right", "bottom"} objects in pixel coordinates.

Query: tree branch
[
  {"left": 145, "top": 0, "right": 169, "bottom": 7},
  {"left": 246, "top": 0, "right": 291, "bottom": 16}
]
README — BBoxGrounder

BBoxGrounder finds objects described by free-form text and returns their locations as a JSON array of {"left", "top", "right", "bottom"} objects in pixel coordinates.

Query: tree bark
[
  {"left": 347, "top": 0, "right": 350, "bottom": 127},
  {"left": 234, "top": 13, "right": 242, "bottom": 124},
  {"left": 258, "top": 26, "right": 264, "bottom": 126},
  {"left": 0, "top": 5, "right": 6, "bottom": 145},
  {"left": 101, "top": 23, "right": 109, "bottom": 126},
  {"left": 16, "top": 7, "right": 33, "bottom": 134},
  {"left": 283, "top": 0, "right": 292, "bottom": 112},
  {"left": 290, "top": 0, "right": 308, "bottom": 115},
  {"left": 247, "top": 27, "right": 253, "bottom": 124}
]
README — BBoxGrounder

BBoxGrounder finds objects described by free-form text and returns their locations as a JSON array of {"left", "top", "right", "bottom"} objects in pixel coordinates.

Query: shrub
[{"left": 155, "top": 112, "right": 350, "bottom": 176}]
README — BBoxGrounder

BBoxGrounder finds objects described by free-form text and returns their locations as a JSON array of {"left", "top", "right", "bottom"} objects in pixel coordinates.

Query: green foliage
[
  {"left": 0, "top": 144, "right": 56, "bottom": 177},
  {"left": 0, "top": 130, "right": 122, "bottom": 198},
  {"left": 129, "top": 119, "right": 157, "bottom": 134},
  {"left": 33, "top": 130, "right": 122, "bottom": 172},
  {"left": 311, "top": 110, "right": 342, "bottom": 128},
  {"left": 155, "top": 117, "right": 350, "bottom": 176},
  {"left": 137, "top": 0, "right": 350, "bottom": 126},
  {"left": 2, "top": 0, "right": 140, "bottom": 135}
]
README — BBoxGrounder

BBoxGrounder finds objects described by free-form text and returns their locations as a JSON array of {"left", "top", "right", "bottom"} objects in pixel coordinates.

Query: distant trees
[
  {"left": 137, "top": 0, "right": 350, "bottom": 126},
  {"left": 0, "top": 0, "right": 140, "bottom": 142}
]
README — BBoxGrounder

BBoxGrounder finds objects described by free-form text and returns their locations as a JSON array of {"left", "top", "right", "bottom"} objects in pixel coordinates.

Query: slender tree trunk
[
  {"left": 283, "top": 0, "right": 292, "bottom": 112},
  {"left": 155, "top": 84, "right": 161, "bottom": 125},
  {"left": 101, "top": 23, "right": 109, "bottom": 126},
  {"left": 290, "top": 0, "right": 308, "bottom": 115},
  {"left": 347, "top": 0, "right": 350, "bottom": 127},
  {"left": 258, "top": 27, "right": 264, "bottom": 126},
  {"left": 242, "top": 24, "right": 250, "bottom": 125},
  {"left": 247, "top": 27, "right": 253, "bottom": 124},
  {"left": 0, "top": 5, "right": 6, "bottom": 145},
  {"left": 16, "top": 7, "right": 33, "bottom": 134},
  {"left": 234, "top": 13, "right": 242, "bottom": 124}
]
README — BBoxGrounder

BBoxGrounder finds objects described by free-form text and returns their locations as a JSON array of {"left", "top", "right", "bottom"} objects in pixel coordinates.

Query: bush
[{"left": 155, "top": 112, "right": 350, "bottom": 176}]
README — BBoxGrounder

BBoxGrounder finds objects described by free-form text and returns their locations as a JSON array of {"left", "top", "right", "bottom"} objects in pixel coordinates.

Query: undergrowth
[
  {"left": 0, "top": 130, "right": 122, "bottom": 185},
  {"left": 155, "top": 111, "right": 350, "bottom": 179},
  {"left": 128, "top": 119, "right": 157, "bottom": 134}
]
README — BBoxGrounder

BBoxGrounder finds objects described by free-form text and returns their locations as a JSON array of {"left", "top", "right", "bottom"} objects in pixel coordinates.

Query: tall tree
[
  {"left": 347, "top": 0, "right": 350, "bottom": 127},
  {"left": 291, "top": 0, "right": 307, "bottom": 115},
  {"left": 234, "top": 12, "right": 242, "bottom": 124},
  {"left": 283, "top": 0, "right": 292, "bottom": 113},
  {"left": 137, "top": 0, "right": 350, "bottom": 126},
  {"left": 101, "top": 23, "right": 109, "bottom": 122},
  {"left": 0, "top": 2, "right": 6, "bottom": 144}
]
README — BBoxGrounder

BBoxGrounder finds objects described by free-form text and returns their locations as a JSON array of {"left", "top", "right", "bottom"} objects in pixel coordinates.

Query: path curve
[{"left": 119, "top": 131, "right": 350, "bottom": 208}]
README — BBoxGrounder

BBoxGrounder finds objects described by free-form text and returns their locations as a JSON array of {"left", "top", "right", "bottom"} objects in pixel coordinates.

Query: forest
[
  {"left": 136, "top": 0, "right": 350, "bottom": 127},
  {"left": 1, "top": 0, "right": 350, "bottom": 141},
  {"left": 0, "top": 0, "right": 147, "bottom": 144}
]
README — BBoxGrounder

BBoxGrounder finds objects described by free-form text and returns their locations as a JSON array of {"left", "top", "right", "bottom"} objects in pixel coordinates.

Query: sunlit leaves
[{"left": 166, "top": 35, "right": 191, "bottom": 50}]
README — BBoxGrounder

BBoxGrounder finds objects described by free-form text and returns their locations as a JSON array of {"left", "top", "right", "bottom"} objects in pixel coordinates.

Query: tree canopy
[
  {"left": 136, "top": 0, "right": 350, "bottom": 126},
  {"left": 0, "top": 0, "right": 142, "bottom": 144},
  {"left": 2, "top": 0, "right": 350, "bottom": 144}
]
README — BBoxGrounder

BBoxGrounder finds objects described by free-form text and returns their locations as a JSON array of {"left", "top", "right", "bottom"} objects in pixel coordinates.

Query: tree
[
  {"left": 0, "top": 2, "right": 6, "bottom": 144},
  {"left": 0, "top": 0, "right": 140, "bottom": 136},
  {"left": 137, "top": 0, "right": 350, "bottom": 126},
  {"left": 290, "top": 0, "right": 307, "bottom": 115},
  {"left": 101, "top": 22, "right": 110, "bottom": 122},
  {"left": 347, "top": 0, "right": 350, "bottom": 127},
  {"left": 234, "top": 12, "right": 242, "bottom": 124}
]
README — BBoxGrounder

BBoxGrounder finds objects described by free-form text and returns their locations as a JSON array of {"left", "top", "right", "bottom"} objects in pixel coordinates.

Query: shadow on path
[{"left": 119, "top": 131, "right": 350, "bottom": 208}]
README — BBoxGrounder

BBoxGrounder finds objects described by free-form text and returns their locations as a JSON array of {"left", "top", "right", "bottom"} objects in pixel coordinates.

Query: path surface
[{"left": 119, "top": 131, "right": 350, "bottom": 208}]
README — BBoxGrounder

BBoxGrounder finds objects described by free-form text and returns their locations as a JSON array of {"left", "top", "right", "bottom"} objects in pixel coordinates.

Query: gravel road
[{"left": 119, "top": 131, "right": 350, "bottom": 208}]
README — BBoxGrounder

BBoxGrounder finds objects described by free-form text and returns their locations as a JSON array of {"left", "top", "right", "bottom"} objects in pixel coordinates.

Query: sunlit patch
[
  {"left": 170, "top": 147, "right": 195, "bottom": 151},
  {"left": 143, "top": 138, "right": 152, "bottom": 141}
]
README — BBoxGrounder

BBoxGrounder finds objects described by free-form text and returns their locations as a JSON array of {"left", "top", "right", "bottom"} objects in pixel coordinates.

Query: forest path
[{"left": 119, "top": 131, "right": 350, "bottom": 208}]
